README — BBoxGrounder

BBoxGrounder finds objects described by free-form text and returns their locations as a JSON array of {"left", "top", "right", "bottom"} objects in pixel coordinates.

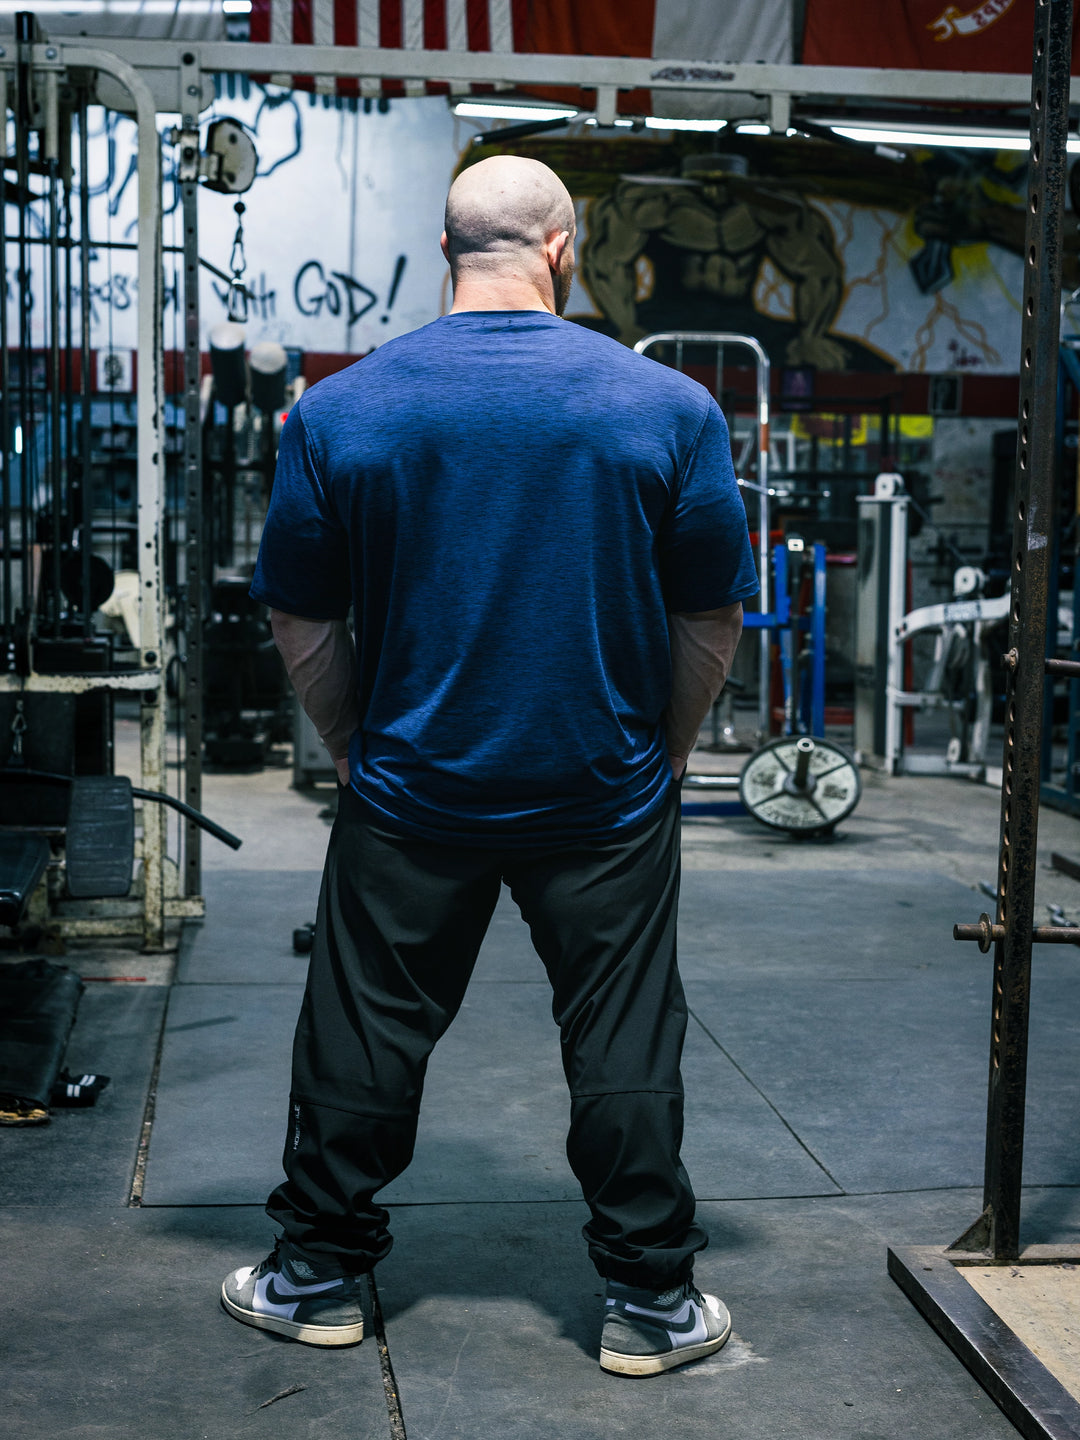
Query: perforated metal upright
[
  {"left": 177, "top": 51, "right": 205, "bottom": 901},
  {"left": 889, "top": 5, "right": 1080, "bottom": 1436}
]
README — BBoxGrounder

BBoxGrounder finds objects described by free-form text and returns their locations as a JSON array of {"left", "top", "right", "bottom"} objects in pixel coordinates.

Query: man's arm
[
  {"left": 271, "top": 610, "right": 358, "bottom": 785},
  {"left": 665, "top": 602, "right": 744, "bottom": 780}
]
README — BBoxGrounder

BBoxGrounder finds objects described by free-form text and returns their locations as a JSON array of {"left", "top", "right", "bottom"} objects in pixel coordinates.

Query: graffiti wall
[
  {"left": 500, "top": 133, "right": 1033, "bottom": 376},
  {"left": 4, "top": 96, "right": 1049, "bottom": 375},
  {"left": 6, "top": 93, "right": 474, "bottom": 358}
]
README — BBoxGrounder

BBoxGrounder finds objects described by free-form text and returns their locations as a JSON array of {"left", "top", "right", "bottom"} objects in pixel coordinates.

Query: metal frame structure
[
  {"left": 0, "top": 34, "right": 199, "bottom": 950},
  {"left": 633, "top": 332, "right": 772, "bottom": 739},
  {"left": 889, "top": 4, "right": 1080, "bottom": 1437},
  {"left": 18, "top": 35, "right": 1080, "bottom": 117},
  {"left": 0, "top": 13, "right": 1077, "bottom": 151},
  {"left": 858, "top": 479, "right": 1012, "bottom": 779}
]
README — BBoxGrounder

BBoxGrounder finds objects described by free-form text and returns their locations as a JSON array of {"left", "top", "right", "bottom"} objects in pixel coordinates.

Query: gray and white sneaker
[
  {"left": 600, "top": 1278, "right": 731, "bottom": 1375},
  {"left": 221, "top": 1239, "right": 365, "bottom": 1347}
]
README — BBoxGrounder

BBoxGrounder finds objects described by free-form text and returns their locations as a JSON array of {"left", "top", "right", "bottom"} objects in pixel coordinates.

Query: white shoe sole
[
  {"left": 600, "top": 1313, "right": 732, "bottom": 1376},
  {"left": 220, "top": 1285, "right": 364, "bottom": 1347}
]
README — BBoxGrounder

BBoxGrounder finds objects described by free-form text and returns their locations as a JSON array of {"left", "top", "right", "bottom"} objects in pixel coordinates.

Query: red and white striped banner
[{"left": 248, "top": 0, "right": 793, "bottom": 110}]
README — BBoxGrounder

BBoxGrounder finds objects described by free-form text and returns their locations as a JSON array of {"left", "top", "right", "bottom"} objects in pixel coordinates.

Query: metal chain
[
  {"left": 10, "top": 696, "right": 26, "bottom": 764},
  {"left": 226, "top": 200, "right": 247, "bottom": 323}
]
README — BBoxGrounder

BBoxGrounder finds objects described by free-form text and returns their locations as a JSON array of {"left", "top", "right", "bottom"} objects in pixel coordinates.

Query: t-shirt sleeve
[
  {"left": 659, "top": 398, "right": 761, "bottom": 614},
  {"left": 249, "top": 403, "right": 352, "bottom": 620}
]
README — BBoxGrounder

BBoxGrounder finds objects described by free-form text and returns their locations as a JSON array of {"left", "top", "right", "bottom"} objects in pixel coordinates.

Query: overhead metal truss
[{"left": 4, "top": 34, "right": 1079, "bottom": 123}]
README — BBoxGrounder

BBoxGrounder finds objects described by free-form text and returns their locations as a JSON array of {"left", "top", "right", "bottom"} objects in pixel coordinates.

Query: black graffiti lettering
[
  {"left": 294, "top": 259, "right": 331, "bottom": 317},
  {"left": 248, "top": 273, "right": 276, "bottom": 321},
  {"left": 294, "top": 260, "right": 377, "bottom": 326},
  {"left": 332, "top": 271, "right": 377, "bottom": 325},
  {"left": 109, "top": 274, "right": 132, "bottom": 311}
]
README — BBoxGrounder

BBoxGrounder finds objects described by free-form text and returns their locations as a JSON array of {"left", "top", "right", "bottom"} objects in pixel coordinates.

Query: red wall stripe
[
  {"left": 424, "top": 0, "right": 447, "bottom": 50},
  {"left": 379, "top": 0, "right": 403, "bottom": 92},
  {"left": 379, "top": 0, "right": 402, "bottom": 46},
  {"left": 292, "top": 0, "right": 312, "bottom": 43},
  {"left": 249, "top": 0, "right": 269, "bottom": 43},
  {"left": 465, "top": 0, "right": 489, "bottom": 51},
  {"left": 334, "top": 0, "right": 357, "bottom": 46}
]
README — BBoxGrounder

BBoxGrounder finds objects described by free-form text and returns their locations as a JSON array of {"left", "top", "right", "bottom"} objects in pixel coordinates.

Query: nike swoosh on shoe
[{"left": 264, "top": 1275, "right": 345, "bottom": 1305}]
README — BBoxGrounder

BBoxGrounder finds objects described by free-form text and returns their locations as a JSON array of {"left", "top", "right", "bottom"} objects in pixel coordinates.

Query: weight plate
[{"left": 738, "top": 737, "right": 861, "bottom": 835}]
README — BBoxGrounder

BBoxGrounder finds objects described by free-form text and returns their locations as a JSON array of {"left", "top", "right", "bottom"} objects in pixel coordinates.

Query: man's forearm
[
  {"left": 271, "top": 610, "right": 358, "bottom": 784},
  {"left": 665, "top": 603, "right": 744, "bottom": 777}
]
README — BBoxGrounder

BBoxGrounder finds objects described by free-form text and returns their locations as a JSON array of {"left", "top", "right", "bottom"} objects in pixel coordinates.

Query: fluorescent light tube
[
  {"left": 644, "top": 116, "right": 727, "bottom": 133},
  {"left": 829, "top": 124, "right": 1080, "bottom": 152},
  {"left": 453, "top": 102, "right": 578, "bottom": 122}
]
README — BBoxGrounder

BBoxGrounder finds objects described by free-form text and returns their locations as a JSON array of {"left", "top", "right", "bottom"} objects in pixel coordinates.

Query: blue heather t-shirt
[{"left": 251, "top": 311, "right": 759, "bottom": 846}]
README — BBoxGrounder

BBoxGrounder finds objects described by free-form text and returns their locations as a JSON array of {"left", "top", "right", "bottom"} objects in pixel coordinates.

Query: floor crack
[
  {"left": 127, "top": 986, "right": 173, "bottom": 1206},
  {"left": 368, "top": 1272, "right": 407, "bottom": 1439}
]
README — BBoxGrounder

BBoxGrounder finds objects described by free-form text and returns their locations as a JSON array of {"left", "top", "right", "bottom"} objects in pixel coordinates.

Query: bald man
[{"left": 223, "top": 156, "right": 758, "bottom": 1376}]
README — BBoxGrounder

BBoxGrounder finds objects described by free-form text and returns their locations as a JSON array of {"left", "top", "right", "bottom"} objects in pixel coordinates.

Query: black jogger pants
[{"left": 265, "top": 782, "right": 708, "bottom": 1289}]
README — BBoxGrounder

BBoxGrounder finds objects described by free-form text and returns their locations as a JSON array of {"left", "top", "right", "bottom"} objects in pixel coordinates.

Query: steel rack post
[
  {"left": 77, "top": 92, "right": 91, "bottom": 637},
  {"left": 956, "top": 0, "right": 1074, "bottom": 1264},
  {"left": 810, "top": 542, "right": 826, "bottom": 738},
  {"left": 0, "top": 66, "right": 10, "bottom": 649},
  {"left": 889, "top": 7, "right": 1080, "bottom": 1439},
  {"left": 15, "top": 15, "right": 32, "bottom": 631},
  {"left": 178, "top": 53, "right": 204, "bottom": 900},
  {"left": 44, "top": 68, "right": 60, "bottom": 638}
]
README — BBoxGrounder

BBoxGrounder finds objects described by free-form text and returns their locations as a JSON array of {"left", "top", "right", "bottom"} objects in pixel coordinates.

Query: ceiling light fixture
[
  {"left": 829, "top": 123, "right": 1080, "bottom": 153},
  {"left": 644, "top": 116, "right": 727, "bottom": 133},
  {"left": 453, "top": 102, "right": 579, "bottom": 122}
]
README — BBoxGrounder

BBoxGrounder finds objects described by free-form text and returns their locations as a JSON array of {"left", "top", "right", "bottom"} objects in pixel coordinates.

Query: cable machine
[{"left": 0, "top": 21, "right": 242, "bottom": 949}]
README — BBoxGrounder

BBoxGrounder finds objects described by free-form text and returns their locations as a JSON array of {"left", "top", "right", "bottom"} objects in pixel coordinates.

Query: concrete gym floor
[{"left": 6, "top": 721, "right": 1080, "bottom": 1440}]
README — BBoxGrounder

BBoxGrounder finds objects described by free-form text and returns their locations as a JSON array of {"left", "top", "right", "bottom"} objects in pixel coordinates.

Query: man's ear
[
  {"left": 440, "top": 231, "right": 450, "bottom": 264},
  {"left": 543, "top": 229, "right": 571, "bottom": 271}
]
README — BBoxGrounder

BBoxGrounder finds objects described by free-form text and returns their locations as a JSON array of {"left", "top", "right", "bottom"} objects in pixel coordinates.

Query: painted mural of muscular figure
[{"left": 581, "top": 172, "right": 848, "bottom": 369}]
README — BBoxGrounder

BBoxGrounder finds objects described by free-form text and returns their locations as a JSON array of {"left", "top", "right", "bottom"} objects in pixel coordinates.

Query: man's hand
[{"left": 665, "top": 603, "right": 744, "bottom": 778}]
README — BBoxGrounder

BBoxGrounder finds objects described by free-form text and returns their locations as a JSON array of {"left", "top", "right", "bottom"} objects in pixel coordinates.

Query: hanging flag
[
  {"left": 249, "top": 0, "right": 794, "bottom": 111},
  {"left": 803, "top": 0, "right": 1080, "bottom": 72}
]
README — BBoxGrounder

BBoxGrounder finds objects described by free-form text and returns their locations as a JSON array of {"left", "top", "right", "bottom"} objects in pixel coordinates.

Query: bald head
[{"left": 444, "top": 155, "right": 575, "bottom": 269}]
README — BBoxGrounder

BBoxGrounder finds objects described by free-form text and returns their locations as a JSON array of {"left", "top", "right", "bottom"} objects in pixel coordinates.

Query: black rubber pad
[
  {"left": 65, "top": 775, "right": 134, "bottom": 899},
  {"left": 0, "top": 831, "right": 50, "bottom": 927}
]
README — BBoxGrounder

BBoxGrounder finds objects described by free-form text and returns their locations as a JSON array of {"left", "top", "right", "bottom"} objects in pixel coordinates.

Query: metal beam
[{"left": 25, "top": 37, "right": 1080, "bottom": 110}]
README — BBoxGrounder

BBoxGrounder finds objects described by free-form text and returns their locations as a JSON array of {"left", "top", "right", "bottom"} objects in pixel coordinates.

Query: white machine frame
[{"left": 866, "top": 481, "right": 1010, "bottom": 779}]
